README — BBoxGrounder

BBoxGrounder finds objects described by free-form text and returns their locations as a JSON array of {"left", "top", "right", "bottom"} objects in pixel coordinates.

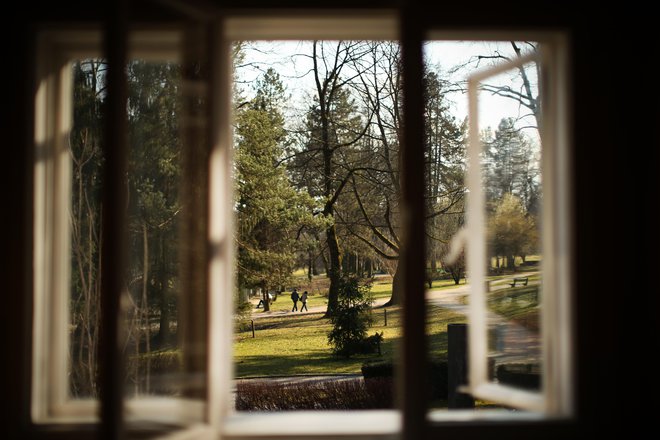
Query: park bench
[{"left": 508, "top": 277, "right": 529, "bottom": 287}]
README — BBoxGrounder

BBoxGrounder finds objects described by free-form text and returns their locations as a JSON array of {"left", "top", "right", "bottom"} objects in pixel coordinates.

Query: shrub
[
  {"left": 361, "top": 361, "right": 393, "bottom": 379},
  {"left": 235, "top": 377, "right": 394, "bottom": 410},
  {"left": 327, "top": 276, "right": 382, "bottom": 358},
  {"left": 361, "top": 360, "right": 449, "bottom": 400}
]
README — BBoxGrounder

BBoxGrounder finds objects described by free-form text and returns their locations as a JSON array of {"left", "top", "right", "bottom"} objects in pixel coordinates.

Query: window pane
[
  {"left": 423, "top": 41, "right": 542, "bottom": 410},
  {"left": 125, "top": 60, "right": 185, "bottom": 397},
  {"left": 479, "top": 59, "right": 542, "bottom": 392},
  {"left": 69, "top": 59, "right": 188, "bottom": 398},
  {"left": 69, "top": 59, "right": 106, "bottom": 398}
]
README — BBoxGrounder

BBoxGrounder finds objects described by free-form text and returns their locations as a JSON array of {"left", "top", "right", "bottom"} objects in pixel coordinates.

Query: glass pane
[
  {"left": 69, "top": 59, "right": 106, "bottom": 398},
  {"left": 232, "top": 41, "right": 401, "bottom": 411},
  {"left": 423, "top": 41, "right": 542, "bottom": 410},
  {"left": 125, "top": 60, "right": 184, "bottom": 397},
  {"left": 479, "top": 60, "right": 542, "bottom": 392},
  {"left": 69, "top": 59, "right": 187, "bottom": 398}
]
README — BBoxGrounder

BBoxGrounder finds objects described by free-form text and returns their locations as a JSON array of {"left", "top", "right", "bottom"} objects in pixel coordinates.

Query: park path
[
  {"left": 425, "top": 274, "right": 542, "bottom": 367},
  {"left": 248, "top": 295, "right": 391, "bottom": 319},
  {"left": 247, "top": 272, "right": 542, "bottom": 366}
]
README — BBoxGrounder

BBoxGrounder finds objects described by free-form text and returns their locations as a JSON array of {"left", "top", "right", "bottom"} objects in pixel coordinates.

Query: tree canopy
[{"left": 487, "top": 193, "right": 538, "bottom": 270}]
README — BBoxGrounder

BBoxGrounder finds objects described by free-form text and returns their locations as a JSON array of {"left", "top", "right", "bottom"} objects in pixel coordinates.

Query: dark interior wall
[
  {"left": 4, "top": 2, "right": 657, "bottom": 439},
  {"left": 5, "top": 8, "right": 34, "bottom": 440}
]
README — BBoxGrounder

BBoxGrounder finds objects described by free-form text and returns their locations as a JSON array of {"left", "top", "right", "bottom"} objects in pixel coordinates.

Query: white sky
[{"left": 236, "top": 40, "right": 538, "bottom": 137}]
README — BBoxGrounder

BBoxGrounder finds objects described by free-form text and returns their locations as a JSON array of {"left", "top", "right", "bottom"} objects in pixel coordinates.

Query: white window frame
[
  {"left": 459, "top": 34, "right": 573, "bottom": 415},
  {"left": 32, "top": 29, "right": 206, "bottom": 426},
  {"left": 31, "top": 18, "right": 573, "bottom": 440}
]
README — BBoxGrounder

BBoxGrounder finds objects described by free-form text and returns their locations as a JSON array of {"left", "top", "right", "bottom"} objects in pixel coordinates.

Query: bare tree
[
  {"left": 69, "top": 60, "right": 105, "bottom": 397},
  {"left": 289, "top": 41, "right": 373, "bottom": 316},
  {"left": 452, "top": 41, "right": 540, "bottom": 129},
  {"left": 342, "top": 42, "right": 466, "bottom": 304}
]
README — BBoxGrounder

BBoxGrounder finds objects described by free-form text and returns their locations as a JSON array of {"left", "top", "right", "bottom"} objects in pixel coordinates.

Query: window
[
  {"left": 32, "top": 29, "right": 208, "bottom": 426},
  {"left": 30, "top": 11, "right": 572, "bottom": 439},
  {"left": 459, "top": 37, "right": 573, "bottom": 414}
]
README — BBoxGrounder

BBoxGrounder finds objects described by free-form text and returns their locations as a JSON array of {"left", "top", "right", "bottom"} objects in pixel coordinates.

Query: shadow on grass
[
  {"left": 235, "top": 304, "right": 466, "bottom": 377},
  {"left": 235, "top": 350, "right": 388, "bottom": 378}
]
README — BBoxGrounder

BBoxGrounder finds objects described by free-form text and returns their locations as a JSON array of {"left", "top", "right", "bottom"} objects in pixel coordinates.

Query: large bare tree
[
  {"left": 288, "top": 41, "right": 373, "bottom": 316},
  {"left": 341, "top": 42, "right": 466, "bottom": 304}
]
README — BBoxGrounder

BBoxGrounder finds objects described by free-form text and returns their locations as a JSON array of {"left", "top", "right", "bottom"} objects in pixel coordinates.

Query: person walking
[
  {"left": 290, "top": 288, "right": 299, "bottom": 312},
  {"left": 300, "top": 291, "right": 308, "bottom": 312}
]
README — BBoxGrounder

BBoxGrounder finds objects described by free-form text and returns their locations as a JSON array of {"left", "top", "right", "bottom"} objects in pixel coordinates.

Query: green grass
[
  {"left": 234, "top": 300, "right": 466, "bottom": 378},
  {"left": 370, "top": 279, "right": 393, "bottom": 300},
  {"left": 253, "top": 291, "right": 329, "bottom": 313},
  {"left": 427, "top": 278, "right": 467, "bottom": 290},
  {"left": 234, "top": 312, "right": 386, "bottom": 377}
]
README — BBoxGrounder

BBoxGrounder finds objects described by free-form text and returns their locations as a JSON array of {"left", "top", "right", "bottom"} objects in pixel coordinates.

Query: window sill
[
  {"left": 427, "top": 408, "right": 545, "bottom": 423},
  {"left": 222, "top": 410, "right": 400, "bottom": 439}
]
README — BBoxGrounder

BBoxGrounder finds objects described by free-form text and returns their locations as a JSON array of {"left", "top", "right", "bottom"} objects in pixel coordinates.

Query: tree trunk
[
  {"left": 156, "top": 286, "right": 170, "bottom": 347},
  {"left": 261, "top": 282, "right": 271, "bottom": 312},
  {"left": 384, "top": 262, "right": 402, "bottom": 306},
  {"left": 307, "top": 251, "right": 313, "bottom": 282},
  {"left": 142, "top": 222, "right": 150, "bottom": 393},
  {"left": 365, "top": 258, "right": 372, "bottom": 278},
  {"left": 156, "top": 234, "right": 170, "bottom": 347},
  {"left": 325, "top": 223, "right": 342, "bottom": 316},
  {"left": 342, "top": 250, "right": 349, "bottom": 273},
  {"left": 507, "top": 254, "right": 516, "bottom": 271},
  {"left": 451, "top": 268, "right": 462, "bottom": 285},
  {"left": 321, "top": 249, "right": 329, "bottom": 277}
]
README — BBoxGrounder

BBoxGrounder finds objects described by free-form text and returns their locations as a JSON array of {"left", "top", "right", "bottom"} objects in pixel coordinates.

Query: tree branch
[{"left": 351, "top": 176, "right": 400, "bottom": 253}]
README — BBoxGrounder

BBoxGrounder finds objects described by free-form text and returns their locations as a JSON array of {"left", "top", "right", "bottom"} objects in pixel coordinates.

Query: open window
[
  {"left": 30, "top": 10, "right": 573, "bottom": 439},
  {"left": 459, "top": 37, "right": 573, "bottom": 415},
  {"left": 31, "top": 28, "right": 213, "bottom": 426}
]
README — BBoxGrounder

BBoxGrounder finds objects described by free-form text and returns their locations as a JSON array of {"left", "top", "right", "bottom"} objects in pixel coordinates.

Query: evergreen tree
[
  {"left": 327, "top": 276, "right": 382, "bottom": 358},
  {"left": 483, "top": 117, "right": 540, "bottom": 214},
  {"left": 126, "top": 61, "right": 182, "bottom": 348},
  {"left": 236, "top": 68, "right": 318, "bottom": 312}
]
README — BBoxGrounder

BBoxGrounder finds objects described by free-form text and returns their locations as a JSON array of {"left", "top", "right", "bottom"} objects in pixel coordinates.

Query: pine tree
[{"left": 236, "top": 68, "right": 318, "bottom": 312}]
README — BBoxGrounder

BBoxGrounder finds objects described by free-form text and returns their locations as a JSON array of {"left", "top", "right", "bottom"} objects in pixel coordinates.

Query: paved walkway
[
  {"left": 424, "top": 274, "right": 542, "bottom": 367},
  {"left": 248, "top": 296, "right": 391, "bottom": 319},
  {"left": 246, "top": 272, "right": 541, "bottom": 366}
]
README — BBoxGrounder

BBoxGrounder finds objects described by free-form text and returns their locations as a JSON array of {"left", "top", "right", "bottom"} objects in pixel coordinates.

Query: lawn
[{"left": 234, "top": 299, "right": 466, "bottom": 378}]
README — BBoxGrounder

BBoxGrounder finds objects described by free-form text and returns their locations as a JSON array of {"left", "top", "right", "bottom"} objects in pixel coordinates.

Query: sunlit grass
[{"left": 234, "top": 301, "right": 466, "bottom": 378}]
